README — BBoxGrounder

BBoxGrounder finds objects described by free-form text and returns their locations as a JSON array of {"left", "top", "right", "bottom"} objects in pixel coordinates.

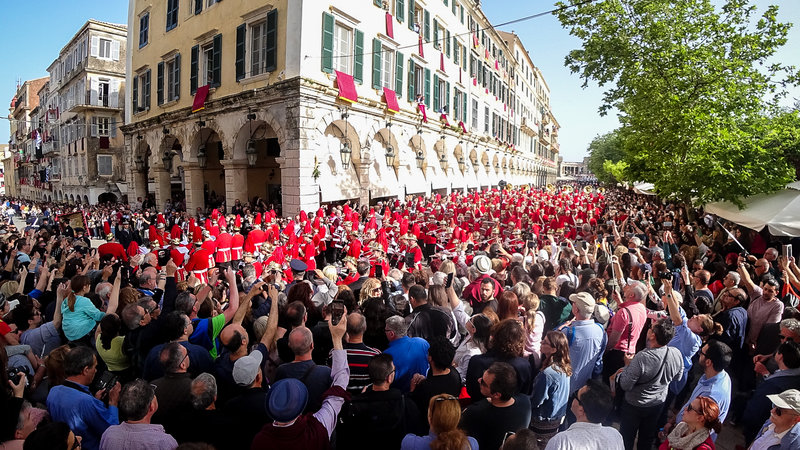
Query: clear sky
[{"left": 1, "top": 0, "right": 798, "bottom": 163}]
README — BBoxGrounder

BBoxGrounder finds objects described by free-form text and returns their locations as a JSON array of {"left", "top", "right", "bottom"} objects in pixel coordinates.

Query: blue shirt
[
  {"left": 401, "top": 431, "right": 479, "bottom": 450},
  {"left": 667, "top": 309, "right": 701, "bottom": 394},
  {"left": 675, "top": 370, "right": 731, "bottom": 438},
  {"left": 531, "top": 365, "right": 570, "bottom": 421},
  {"left": 47, "top": 382, "right": 119, "bottom": 450},
  {"left": 384, "top": 336, "right": 430, "bottom": 392},
  {"left": 564, "top": 319, "right": 607, "bottom": 394},
  {"left": 62, "top": 295, "right": 106, "bottom": 341}
]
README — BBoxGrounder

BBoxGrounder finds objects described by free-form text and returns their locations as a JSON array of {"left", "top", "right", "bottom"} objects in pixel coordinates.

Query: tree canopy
[{"left": 557, "top": 0, "right": 798, "bottom": 206}]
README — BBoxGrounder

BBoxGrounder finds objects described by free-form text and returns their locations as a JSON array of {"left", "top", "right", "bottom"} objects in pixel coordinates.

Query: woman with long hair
[
  {"left": 529, "top": 330, "right": 573, "bottom": 447},
  {"left": 359, "top": 277, "right": 393, "bottom": 350},
  {"left": 453, "top": 313, "right": 495, "bottom": 382},
  {"left": 465, "top": 319, "right": 533, "bottom": 399},
  {"left": 61, "top": 275, "right": 114, "bottom": 345},
  {"left": 287, "top": 282, "right": 320, "bottom": 328},
  {"left": 401, "top": 394, "right": 478, "bottom": 449},
  {"left": 660, "top": 396, "right": 721, "bottom": 450},
  {"left": 95, "top": 314, "right": 132, "bottom": 382}
]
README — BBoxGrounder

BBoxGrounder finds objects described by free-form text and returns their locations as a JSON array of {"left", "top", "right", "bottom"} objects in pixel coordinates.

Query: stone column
[
  {"left": 222, "top": 160, "right": 250, "bottom": 208},
  {"left": 183, "top": 165, "right": 205, "bottom": 213},
  {"left": 129, "top": 169, "right": 147, "bottom": 203},
  {"left": 152, "top": 168, "right": 172, "bottom": 209}
]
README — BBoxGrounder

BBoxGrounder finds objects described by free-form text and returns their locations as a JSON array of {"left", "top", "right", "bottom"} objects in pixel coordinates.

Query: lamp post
[
  {"left": 246, "top": 140, "right": 257, "bottom": 167},
  {"left": 162, "top": 150, "right": 174, "bottom": 172},
  {"left": 384, "top": 145, "right": 395, "bottom": 167},
  {"left": 340, "top": 139, "right": 352, "bottom": 169},
  {"left": 416, "top": 150, "right": 425, "bottom": 169},
  {"left": 197, "top": 144, "right": 208, "bottom": 169},
  {"left": 134, "top": 155, "right": 145, "bottom": 172}
]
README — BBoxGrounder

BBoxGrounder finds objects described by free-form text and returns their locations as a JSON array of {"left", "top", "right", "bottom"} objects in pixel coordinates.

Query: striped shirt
[{"left": 330, "top": 342, "right": 381, "bottom": 394}]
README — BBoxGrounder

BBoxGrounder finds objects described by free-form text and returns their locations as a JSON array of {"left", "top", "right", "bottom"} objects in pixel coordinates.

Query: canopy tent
[
  {"left": 632, "top": 182, "right": 656, "bottom": 196},
  {"left": 704, "top": 181, "right": 800, "bottom": 237}
]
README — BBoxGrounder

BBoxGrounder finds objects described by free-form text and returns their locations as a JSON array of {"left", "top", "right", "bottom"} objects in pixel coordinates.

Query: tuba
[
  {"left": 598, "top": 187, "right": 606, "bottom": 194},
  {"left": 546, "top": 183, "right": 555, "bottom": 193},
  {"left": 584, "top": 185, "right": 593, "bottom": 194},
  {"left": 563, "top": 185, "right": 574, "bottom": 193}
]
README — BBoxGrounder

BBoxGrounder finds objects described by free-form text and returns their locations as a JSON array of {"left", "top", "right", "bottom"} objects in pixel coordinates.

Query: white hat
[
  {"left": 474, "top": 255, "right": 492, "bottom": 275},
  {"left": 232, "top": 350, "right": 264, "bottom": 386}
]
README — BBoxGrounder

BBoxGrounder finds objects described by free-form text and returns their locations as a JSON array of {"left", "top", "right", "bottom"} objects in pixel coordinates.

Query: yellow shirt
[{"left": 95, "top": 335, "right": 130, "bottom": 372}]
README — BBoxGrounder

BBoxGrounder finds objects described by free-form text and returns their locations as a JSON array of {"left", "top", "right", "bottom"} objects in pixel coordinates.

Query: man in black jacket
[{"left": 406, "top": 285, "right": 455, "bottom": 342}]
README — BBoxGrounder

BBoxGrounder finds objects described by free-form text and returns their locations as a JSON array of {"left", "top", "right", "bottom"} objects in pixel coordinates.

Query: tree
[
  {"left": 586, "top": 130, "right": 626, "bottom": 184},
  {"left": 556, "top": 0, "right": 798, "bottom": 206}
]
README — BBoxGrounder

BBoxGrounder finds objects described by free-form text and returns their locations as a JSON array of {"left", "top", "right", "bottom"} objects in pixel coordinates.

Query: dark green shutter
[
  {"left": 396, "top": 0, "right": 404, "bottom": 23},
  {"left": 235, "top": 24, "right": 246, "bottom": 81},
  {"left": 407, "top": 60, "right": 415, "bottom": 100},
  {"left": 265, "top": 10, "right": 278, "bottom": 72},
  {"left": 445, "top": 81, "right": 450, "bottom": 115},
  {"left": 157, "top": 61, "right": 164, "bottom": 105},
  {"left": 424, "top": 10, "right": 430, "bottom": 42},
  {"left": 433, "top": 19, "right": 438, "bottom": 49},
  {"left": 190, "top": 45, "right": 199, "bottom": 93},
  {"left": 452, "top": 0, "right": 457, "bottom": 15},
  {"left": 395, "top": 51, "right": 403, "bottom": 97},
  {"left": 372, "top": 38, "right": 382, "bottom": 89},
  {"left": 424, "top": 68, "right": 431, "bottom": 108},
  {"left": 194, "top": 0, "right": 202, "bottom": 15},
  {"left": 354, "top": 29, "right": 364, "bottom": 83},
  {"left": 321, "top": 12, "right": 334, "bottom": 73},
  {"left": 211, "top": 34, "right": 222, "bottom": 87},
  {"left": 373, "top": 0, "right": 382, "bottom": 6},
  {"left": 144, "top": 69, "right": 151, "bottom": 109},
  {"left": 132, "top": 76, "right": 138, "bottom": 111},
  {"left": 433, "top": 74, "right": 439, "bottom": 112},
  {"left": 174, "top": 53, "right": 181, "bottom": 100},
  {"left": 408, "top": 0, "right": 415, "bottom": 30},
  {"left": 446, "top": 30, "right": 451, "bottom": 58},
  {"left": 462, "top": 88, "right": 467, "bottom": 122},
  {"left": 443, "top": 0, "right": 448, "bottom": 6}
]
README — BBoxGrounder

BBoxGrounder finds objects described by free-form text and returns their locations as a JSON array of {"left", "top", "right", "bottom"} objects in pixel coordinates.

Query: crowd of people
[{"left": 1, "top": 184, "right": 799, "bottom": 450}]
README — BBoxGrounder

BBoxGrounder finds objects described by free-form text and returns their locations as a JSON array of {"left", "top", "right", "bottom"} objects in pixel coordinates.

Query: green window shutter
[
  {"left": 190, "top": 45, "right": 199, "bottom": 93},
  {"left": 396, "top": 0, "right": 404, "bottom": 23},
  {"left": 132, "top": 76, "right": 138, "bottom": 111},
  {"left": 174, "top": 53, "right": 181, "bottom": 100},
  {"left": 321, "top": 12, "right": 334, "bottom": 73},
  {"left": 424, "top": 68, "right": 431, "bottom": 108},
  {"left": 157, "top": 61, "right": 164, "bottom": 105},
  {"left": 408, "top": 0, "right": 415, "bottom": 30},
  {"left": 395, "top": 51, "right": 403, "bottom": 97},
  {"left": 433, "top": 74, "right": 439, "bottom": 112},
  {"left": 462, "top": 88, "right": 467, "bottom": 122},
  {"left": 235, "top": 24, "right": 246, "bottom": 81},
  {"left": 211, "top": 34, "right": 222, "bottom": 88},
  {"left": 373, "top": 0, "right": 382, "bottom": 6},
  {"left": 407, "top": 59, "right": 415, "bottom": 100},
  {"left": 372, "top": 38, "right": 382, "bottom": 89},
  {"left": 354, "top": 29, "right": 365, "bottom": 83},
  {"left": 446, "top": 30, "right": 451, "bottom": 58},
  {"left": 144, "top": 69, "right": 151, "bottom": 109},
  {"left": 452, "top": 0, "right": 457, "bottom": 16},
  {"left": 453, "top": 40, "right": 458, "bottom": 65},
  {"left": 445, "top": 81, "right": 450, "bottom": 115},
  {"left": 433, "top": 19, "right": 438, "bottom": 48},
  {"left": 265, "top": 9, "right": 278, "bottom": 72},
  {"left": 444, "top": 0, "right": 448, "bottom": 6},
  {"left": 424, "top": 10, "right": 430, "bottom": 42}
]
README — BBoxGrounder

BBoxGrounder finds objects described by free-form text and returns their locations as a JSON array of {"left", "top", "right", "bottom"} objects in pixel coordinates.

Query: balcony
[
  {"left": 539, "top": 131, "right": 551, "bottom": 145},
  {"left": 42, "top": 141, "right": 59, "bottom": 155},
  {"left": 66, "top": 91, "right": 121, "bottom": 113}
]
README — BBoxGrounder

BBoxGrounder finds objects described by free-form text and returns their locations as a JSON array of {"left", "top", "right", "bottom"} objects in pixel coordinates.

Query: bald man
[
  {"left": 275, "top": 327, "right": 333, "bottom": 412},
  {"left": 213, "top": 323, "right": 252, "bottom": 403}
]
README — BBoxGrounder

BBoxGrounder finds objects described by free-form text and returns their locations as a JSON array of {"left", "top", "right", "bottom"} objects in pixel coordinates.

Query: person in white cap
[
  {"left": 749, "top": 389, "right": 800, "bottom": 450},
  {"left": 560, "top": 292, "right": 607, "bottom": 395}
]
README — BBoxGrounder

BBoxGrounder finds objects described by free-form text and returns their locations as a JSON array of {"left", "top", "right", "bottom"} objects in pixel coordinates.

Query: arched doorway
[
  {"left": 98, "top": 192, "right": 118, "bottom": 203},
  {"left": 160, "top": 136, "right": 185, "bottom": 208},
  {"left": 82, "top": 195, "right": 89, "bottom": 204},
  {"left": 193, "top": 128, "right": 225, "bottom": 210},
  {"left": 232, "top": 120, "right": 282, "bottom": 211}
]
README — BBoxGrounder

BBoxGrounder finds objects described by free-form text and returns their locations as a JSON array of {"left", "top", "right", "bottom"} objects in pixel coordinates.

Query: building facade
[
  {"left": 0, "top": 144, "right": 10, "bottom": 196},
  {"left": 8, "top": 77, "right": 49, "bottom": 201},
  {"left": 123, "top": 0, "right": 559, "bottom": 215},
  {"left": 44, "top": 20, "right": 128, "bottom": 204}
]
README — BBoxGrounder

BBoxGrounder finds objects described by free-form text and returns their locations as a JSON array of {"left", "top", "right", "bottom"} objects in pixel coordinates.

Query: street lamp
[
  {"left": 458, "top": 156, "right": 465, "bottom": 173},
  {"left": 246, "top": 140, "right": 257, "bottom": 167},
  {"left": 134, "top": 154, "right": 145, "bottom": 172},
  {"left": 197, "top": 144, "right": 208, "bottom": 169},
  {"left": 416, "top": 150, "right": 425, "bottom": 169},
  {"left": 162, "top": 150, "right": 174, "bottom": 172},
  {"left": 384, "top": 145, "right": 396, "bottom": 167},
  {"left": 340, "top": 139, "right": 352, "bottom": 169}
]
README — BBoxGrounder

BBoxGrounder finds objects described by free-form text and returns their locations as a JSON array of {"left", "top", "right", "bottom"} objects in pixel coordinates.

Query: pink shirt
[
  {"left": 607, "top": 301, "right": 647, "bottom": 353},
  {"left": 746, "top": 286, "right": 784, "bottom": 346}
]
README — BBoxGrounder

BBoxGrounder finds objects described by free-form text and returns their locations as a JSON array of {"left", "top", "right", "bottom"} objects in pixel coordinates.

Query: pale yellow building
[{"left": 123, "top": 0, "right": 560, "bottom": 215}]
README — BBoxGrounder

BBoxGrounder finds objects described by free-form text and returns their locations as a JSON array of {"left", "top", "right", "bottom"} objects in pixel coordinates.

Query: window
[
  {"left": 454, "top": 89, "right": 461, "bottom": 121},
  {"left": 236, "top": 10, "right": 277, "bottom": 81},
  {"left": 250, "top": 21, "right": 268, "bottom": 76},
  {"left": 435, "top": 77, "right": 447, "bottom": 113},
  {"left": 166, "top": 0, "right": 179, "bottom": 31},
  {"left": 381, "top": 46, "right": 394, "bottom": 89},
  {"left": 132, "top": 69, "right": 151, "bottom": 112},
  {"left": 471, "top": 98, "right": 478, "bottom": 129},
  {"left": 166, "top": 56, "right": 180, "bottom": 102},
  {"left": 98, "top": 80, "right": 109, "bottom": 107},
  {"left": 333, "top": 23, "right": 352, "bottom": 74},
  {"left": 97, "top": 155, "right": 113, "bottom": 176},
  {"left": 207, "top": 0, "right": 219, "bottom": 6},
  {"left": 139, "top": 13, "right": 149, "bottom": 48},
  {"left": 414, "top": 64, "right": 424, "bottom": 98},
  {"left": 433, "top": 20, "right": 444, "bottom": 49},
  {"left": 98, "top": 39, "right": 112, "bottom": 59},
  {"left": 202, "top": 44, "right": 215, "bottom": 86},
  {"left": 484, "top": 106, "right": 489, "bottom": 133},
  {"left": 97, "top": 117, "right": 110, "bottom": 136}
]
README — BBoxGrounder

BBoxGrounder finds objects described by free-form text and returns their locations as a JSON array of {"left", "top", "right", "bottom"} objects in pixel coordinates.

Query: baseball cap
[
  {"left": 232, "top": 349, "right": 264, "bottom": 386},
  {"left": 767, "top": 389, "right": 800, "bottom": 415},
  {"left": 569, "top": 292, "right": 596, "bottom": 317}
]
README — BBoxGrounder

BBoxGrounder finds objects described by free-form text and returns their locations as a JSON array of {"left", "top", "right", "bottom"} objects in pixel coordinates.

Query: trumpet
[{"left": 563, "top": 185, "right": 574, "bottom": 193}]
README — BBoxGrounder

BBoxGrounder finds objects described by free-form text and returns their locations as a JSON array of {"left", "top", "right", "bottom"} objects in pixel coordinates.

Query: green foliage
[
  {"left": 556, "top": 0, "right": 798, "bottom": 207},
  {"left": 587, "top": 131, "right": 626, "bottom": 184}
]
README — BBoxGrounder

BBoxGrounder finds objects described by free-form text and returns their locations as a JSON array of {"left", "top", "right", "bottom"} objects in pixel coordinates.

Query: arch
[
  {"left": 233, "top": 109, "right": 287, "bottom": 161},
  {"left": 98, "top": 192, "right": 118, "bottom": 203},
  {"left": 492, "top": 154, "right": 500, "bottom": 172},
  {"left": 453, "top": 143, "right": 464, "bottom": 174},
  {"left": 481, "top": 151, "right": 490, "bottom": 171},
  {"left": 83, "top": 195, "right": 89, "bottom": 204},
  {"left": 324, "top": 120, "right": 363, "bottom": 176},
  {"left": 159, "top": 134, "right": 183, "bottom": 169},
  {"left": 501, "top": 156, "right": 508, "bottom": 174},
  {"left": 374, "top": 128, "right": 400, "bottom": 174},
  {"left": 408, "top": 134, "right": 427, "bottom": 174},
  {"left": 69, "top": 194, "right": 74, "bottom": 204}
]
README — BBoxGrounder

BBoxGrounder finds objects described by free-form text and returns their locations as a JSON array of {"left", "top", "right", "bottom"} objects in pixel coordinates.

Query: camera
[
  {"left": 658, "top": 271, "right": 673, "bottom": 280},
  {"left": 7, "top": 366, "right": 29, "bottom": 385}
]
